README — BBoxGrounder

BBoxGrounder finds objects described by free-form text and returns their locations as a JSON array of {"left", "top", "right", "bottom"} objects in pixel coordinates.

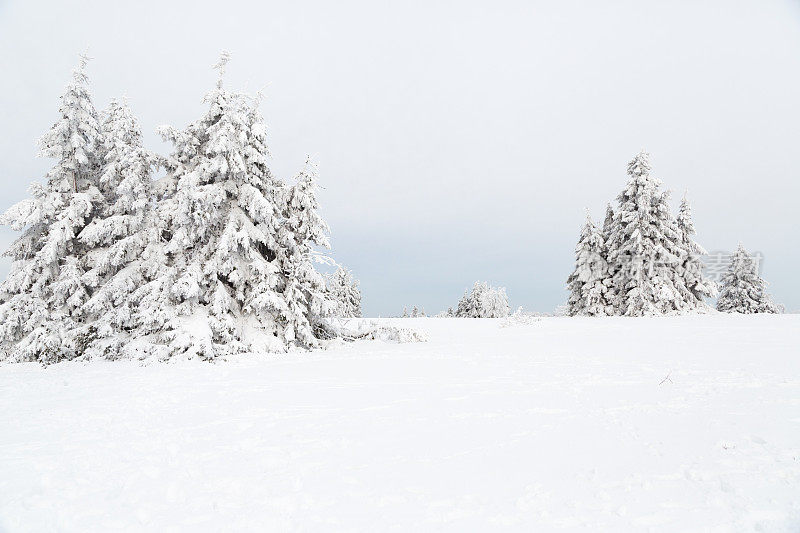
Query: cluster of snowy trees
[
  {"left": 451, "top": 281, "right": 510, "bottom": 318},
  {"left": 566, "top": 151, "right": 717, "bottom": 316},
  {"left": 400, "top": 282, "right": 510, "bottom": 319},
  {"left": 401, "top": 306, "right": 426, "bottom": 318},
  {"left": 0, "top": 55, "right": 359, "bottom": 363},
  {"left": 567, "top": 151, "right": 781, "bottom": 316},
  {"left": 0, "top": 59, "right": 783, "bottom": 364}
]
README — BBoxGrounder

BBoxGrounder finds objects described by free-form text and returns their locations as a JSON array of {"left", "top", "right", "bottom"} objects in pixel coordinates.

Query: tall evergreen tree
[
  {"left": 0, "top": 56, "right": 103, "bottom": 362},
  {"left": 76, "top": 98, "right": 157, "bottom": 356},
  {"left": 716, "top": 244, "right": 777, "bottom": 314},
  {"left": 605, "top": 151, "right": 685, "bottom": 316},
  {"left": 134, "top": 52, "right": 287, "bottom": 358},
  {"left": 675, "top": 194, "right": 716, "bottom": 310},
  {"left": 599, "top": 203, "right": 618, "bottom": 309},
  {"left": 566, "top": 211, "right": 613, "bottom": 316}
]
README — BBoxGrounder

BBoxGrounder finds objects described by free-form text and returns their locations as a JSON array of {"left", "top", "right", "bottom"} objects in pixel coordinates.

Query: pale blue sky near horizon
[{"left": 1, "top": 0, "right": 798, "bottom": 315}]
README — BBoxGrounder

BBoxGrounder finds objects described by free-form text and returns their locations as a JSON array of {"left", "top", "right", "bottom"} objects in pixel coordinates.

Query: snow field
[{"left": 1, "top": 315, "right": 799, "bottom": 531}]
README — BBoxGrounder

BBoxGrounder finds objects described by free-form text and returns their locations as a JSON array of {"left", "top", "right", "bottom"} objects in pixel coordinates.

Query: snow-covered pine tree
[
  {"left": 456, "top": 285, "right": 482, "bottom": 318},
  {"left": 411, "top": 306, "right": 419, "bottom": 318},
  {"left": 76, "top": 98, "right": 157, "bottom": 357},
  {"left": 276, "top": 158, "right": 335, "bottom": 347},
  {"left": 566, "top": 211, "right": 613, "bottom": 316},
  {"left": 605, "top": 151, "right": 686, "bottom": 316},
  {"left": 325, "top": 266, "right": 362, "bottom": 318},
  {"left": 600, "top": 203, "right": 618, "bottom": 312},
  {"left": 455, "top": 285, "right": 478, "bottom": 317},
  {"left": 134, "top": 52, "right": 287, "bottom": 358},
  {"left": 716, "top": 244, "right": 778, "bottom": 314},
  {"left": 0, "top": 56, "right": 104, "bottom": 363},
  {"left": 675, "top": 194, "right": 716, "bottom": 310},
  {"left": 402, "top": 307, "right": 409, "bottom": 318}
]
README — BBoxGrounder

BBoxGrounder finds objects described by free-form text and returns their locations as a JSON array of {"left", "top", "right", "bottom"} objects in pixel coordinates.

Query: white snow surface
[{"left": 1, "top": 315, "right": 799, "bottom": 531}]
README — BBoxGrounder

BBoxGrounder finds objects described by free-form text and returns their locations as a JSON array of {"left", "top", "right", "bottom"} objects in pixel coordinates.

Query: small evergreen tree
[
  {"left": 566, "top": 211, "right": 613, "bottom": 316},
  {"left": 276, "top": 159, "right": 335, "bottom": 347},
  {"left": 326, "top": 266, "right": 362, "bottom": 318},
  {"left": 675, "top": 194, "right": 716, "bottom": 310},
  {"left": 716, "top": 244, "right": 777, "bottom": 314},
  {"left": 0, "top": 56, "right": 103, "bottom": 362}
]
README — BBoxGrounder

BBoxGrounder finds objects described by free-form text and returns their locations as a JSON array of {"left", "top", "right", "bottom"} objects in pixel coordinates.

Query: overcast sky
[{"left": 1, "top": 0, "right": 798, "bottom": 315}]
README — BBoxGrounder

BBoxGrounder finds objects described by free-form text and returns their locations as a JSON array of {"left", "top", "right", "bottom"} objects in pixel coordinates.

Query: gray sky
[{"left": 1, "top": 0, "right": 799, "bottom": 315}]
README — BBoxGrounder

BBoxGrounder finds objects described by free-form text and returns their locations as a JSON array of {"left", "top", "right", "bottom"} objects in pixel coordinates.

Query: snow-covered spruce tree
[
  {"left": 0, "top": 56, "right": 104, "bottom": 363},
  {"left": 133, "top": 53, "right": 289, "bottom": 358},
  {"left": 716, "top": 244, "right": 777, "bottom": 314},
  {"left": 599, "top": 203, "right": 618, "bottom": 311},
  {"left": 276, "top": 158, "right": 336, "bottom": 347},
  {"left": 566, "top": 211, "right": 613, "bottom": 316},
  {"left": 605, "top": 151, "right": 687, "bottom": 316},
  {"left": 411, "top": 306, "right": 420, "bottom": 318},
  {"left": 675, "top": 194, "right": 716, "bottom": 309},
  {"left": 76, "top": 98, "right": 157, "bottom": 357},
  {"left": 325, "top": 266, "right": 362, "bottom": 318},
  {"left": 455, "top": 281, "right": 510, "bottom": 318}
]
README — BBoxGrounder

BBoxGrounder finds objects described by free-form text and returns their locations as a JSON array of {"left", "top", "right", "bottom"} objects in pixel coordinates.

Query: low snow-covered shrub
[
  {"left": 500, "top": 307, "right": 543, "bottom": 328},
  {"left": 324, "top": 318, "right": 428, "bottom": 344},
  {"left": 359, "top": 326, "right": 428, "bottom": 343}
]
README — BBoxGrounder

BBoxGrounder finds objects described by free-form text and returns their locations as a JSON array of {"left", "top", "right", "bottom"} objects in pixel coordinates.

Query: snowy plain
[{"left": 1, "top": 315, "right": 799, "bottom": 532}]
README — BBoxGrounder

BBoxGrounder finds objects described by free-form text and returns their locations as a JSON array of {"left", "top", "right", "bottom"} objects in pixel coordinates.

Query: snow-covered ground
[{"left": 1, "top": 315, "right": 799, "bottom": 531}]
